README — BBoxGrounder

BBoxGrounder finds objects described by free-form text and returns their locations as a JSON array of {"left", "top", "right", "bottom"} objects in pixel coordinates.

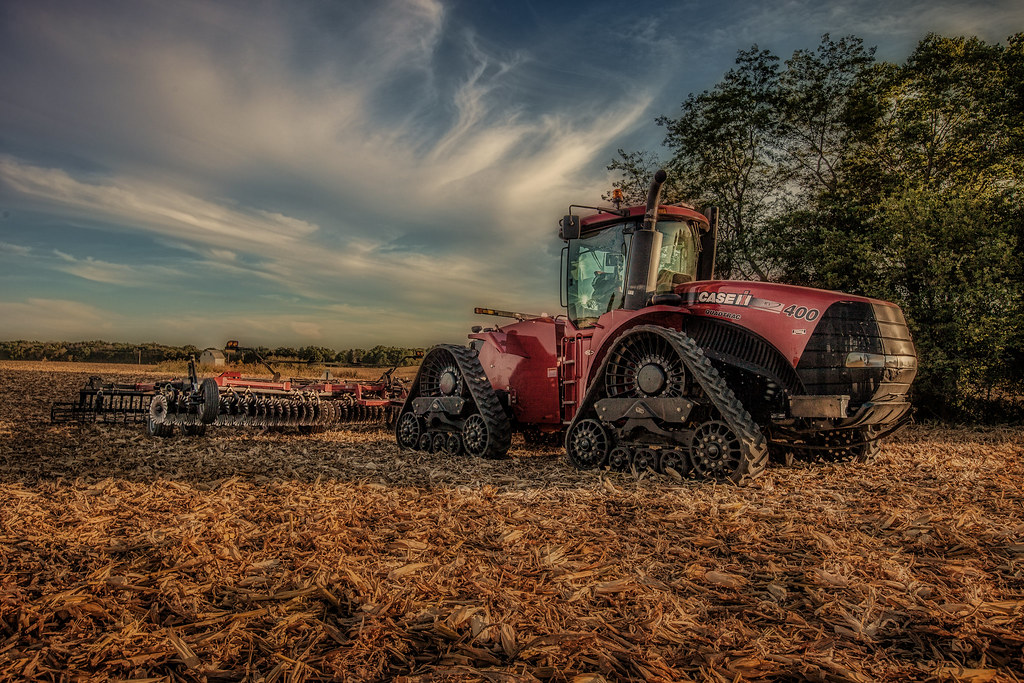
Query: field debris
[{"left": 1, "top": 361, "right": 1023, "bottom": 681}]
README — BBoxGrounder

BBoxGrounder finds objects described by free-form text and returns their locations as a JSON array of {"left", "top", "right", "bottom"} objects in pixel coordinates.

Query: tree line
[
  {"left": 0, "top": 341, "right": 424, "bottom": 367},
  {"left": 241, "top": 345, "right": 423, "bottom": 367},
  {"left": 609, "top": 33, "right": 1022, "bottom": 421},
  {"left": 0, "top": 340, "right": 200, "bottom": 364}
]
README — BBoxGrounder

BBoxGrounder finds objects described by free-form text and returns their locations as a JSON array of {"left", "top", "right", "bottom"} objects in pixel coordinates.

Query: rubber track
[
  {"left": 570, "top": 325, "right": 768, "bottom": 485},
  {"left": 400, "top": 345, "right": 511, "bottom": 459}
]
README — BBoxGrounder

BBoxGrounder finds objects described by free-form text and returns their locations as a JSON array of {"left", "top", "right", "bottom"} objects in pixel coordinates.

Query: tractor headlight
[{"left": 845, "top": 352, "right": 886, "bottom": 368}]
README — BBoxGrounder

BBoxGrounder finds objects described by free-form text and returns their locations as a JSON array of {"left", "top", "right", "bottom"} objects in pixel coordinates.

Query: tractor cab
[{"left": 561, "top": 205, "right": 713, "bottom": 328}]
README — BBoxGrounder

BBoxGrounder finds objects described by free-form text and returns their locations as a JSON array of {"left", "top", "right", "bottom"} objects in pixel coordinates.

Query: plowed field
[{"left": 1, "top": 361, "right": 1022, "bottom": 682}]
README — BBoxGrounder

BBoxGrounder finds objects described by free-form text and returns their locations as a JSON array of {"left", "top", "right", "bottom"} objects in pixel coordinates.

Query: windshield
[
  {"left": 567, "top": 219, "right": 702, "bottom": 327},
  {"left": 567, "top": 224, "right": 630, "bottom": 327},
  {"left": 654, "top": 221, "right": 701, "bottom": 294}
]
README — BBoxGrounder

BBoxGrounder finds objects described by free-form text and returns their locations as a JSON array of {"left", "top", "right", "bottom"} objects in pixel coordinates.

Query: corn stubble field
[{"left": 0, "top": 362, "right": 1022, "bottom": 682}]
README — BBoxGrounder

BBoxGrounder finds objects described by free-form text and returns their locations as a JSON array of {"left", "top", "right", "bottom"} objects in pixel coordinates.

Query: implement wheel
[
  {"left": 147, "top": 395, "right": 173, "bottom": 437},
  {"left": 200, "top": 378, "right": 220, "bottom": 424}
]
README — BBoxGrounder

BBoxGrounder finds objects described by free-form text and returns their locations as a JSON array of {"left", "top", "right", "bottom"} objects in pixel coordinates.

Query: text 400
[{"left": 783, "top": 305, "right": 819, "bottom": 321}]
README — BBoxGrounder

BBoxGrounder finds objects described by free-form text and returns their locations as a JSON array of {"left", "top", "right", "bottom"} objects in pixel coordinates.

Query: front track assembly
[
  {"left": 395, "top": 345, "right": 511, "bottom": 459},
  {"left": 565, "top": 325, "right": 768, "bottom": 486}
]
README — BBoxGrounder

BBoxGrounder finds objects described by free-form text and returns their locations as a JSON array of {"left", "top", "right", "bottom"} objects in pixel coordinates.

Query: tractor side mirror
[{"left": 560, "top": 215, "right": 581, "bottom": 240}]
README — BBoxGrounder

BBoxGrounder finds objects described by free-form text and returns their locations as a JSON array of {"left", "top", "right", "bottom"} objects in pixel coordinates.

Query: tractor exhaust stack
[{"left": 622, "top": 169, "right": 667, "bottom": 310}]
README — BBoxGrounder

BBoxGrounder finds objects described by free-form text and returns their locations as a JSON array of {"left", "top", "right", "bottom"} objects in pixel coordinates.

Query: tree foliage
[
  {"left": 0, "top": 340, "right": 199, "bottom": 364},
  {"left": 618, "top": 32, "right": 1023, "bottom": 421}
]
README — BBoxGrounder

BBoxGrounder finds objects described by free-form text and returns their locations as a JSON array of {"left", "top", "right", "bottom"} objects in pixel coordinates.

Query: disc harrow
[{"left": 53, "top": 359, "right": 408, "bottom": 437}]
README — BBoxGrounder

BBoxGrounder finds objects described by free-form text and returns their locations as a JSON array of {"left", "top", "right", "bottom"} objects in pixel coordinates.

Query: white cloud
[{"left": 0, "top": 242, "right": 32, "bottom": 256}]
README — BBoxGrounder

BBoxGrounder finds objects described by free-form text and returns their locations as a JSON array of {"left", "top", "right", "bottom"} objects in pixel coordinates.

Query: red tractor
[{"left": 395, "top": 171, "right": 917, "bottom": 484}]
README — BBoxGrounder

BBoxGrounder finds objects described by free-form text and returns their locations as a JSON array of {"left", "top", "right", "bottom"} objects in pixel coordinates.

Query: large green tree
[
  {"left": 657, "top": 47, "right": 785, "bottom": 280},
  {"left": 617, "top": 32, "right": 1023, "bottom": 420}
]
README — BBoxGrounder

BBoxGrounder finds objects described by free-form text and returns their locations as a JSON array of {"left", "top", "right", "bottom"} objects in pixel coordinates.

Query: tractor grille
[
  {"left": 685, "top": 317, "right": 802, "bottom": 394},
  {"left": 797, "top": 301, "right": 916, "bottom": 408}
]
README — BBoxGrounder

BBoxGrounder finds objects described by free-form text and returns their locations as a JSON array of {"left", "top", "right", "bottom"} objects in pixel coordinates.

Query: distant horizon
[{"left": 3, "top": 0, "right": 1021, "bottom": 348}]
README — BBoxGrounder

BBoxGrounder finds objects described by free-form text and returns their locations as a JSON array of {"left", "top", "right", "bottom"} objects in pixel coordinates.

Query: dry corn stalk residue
[{"left": 0, "top": 361, "right": 1022, "bottom": 681}]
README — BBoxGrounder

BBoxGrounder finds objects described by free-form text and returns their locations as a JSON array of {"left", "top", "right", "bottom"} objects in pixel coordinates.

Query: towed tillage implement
[{"left": 52, "top": 356, "right": 410, "bottom": 437}]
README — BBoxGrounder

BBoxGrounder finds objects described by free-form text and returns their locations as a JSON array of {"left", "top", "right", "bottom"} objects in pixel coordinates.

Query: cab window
[
  {"left": 567, "top": 224, "right": 630, "bottom": 327},
  {"left": 655, "top": 221, "right": 701, "bottom": 294}
]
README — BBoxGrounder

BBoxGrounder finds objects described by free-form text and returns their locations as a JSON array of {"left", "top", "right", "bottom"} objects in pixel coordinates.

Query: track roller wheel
[
  {"left": 462, "top": 414, "right": 490, "bottom": 458},
  {"left": 633, "top": 448, "right": 659, "bottom": 472},
  {"left": 431, "top": 433, "right": 447, "bottom": 454},
  {"left": 566, "top": 419, "right": 611, "bottom": 470},
  {"left": 690, "top": 420, "right": 748, "bottom": 482},
  {"left": 815, "top": 429, "right": 880, "bottom": 464},
  {"left": 608, "top": 446, "right": 631, "bottom": 471},
  {"left": 417, "top": 433, "right": 433, "bottom": 452},
  {"left": 460, "top": 411, "right": 508, "bottom": 459},
  {"left": 657, "top": 448, "right": 690, "bottom": 477},
  {"left": 446, "top": 433, "right": 463, "bottom": 456},
  {"left": 396, "top": 412, "right": 421, "bottom": 449}
]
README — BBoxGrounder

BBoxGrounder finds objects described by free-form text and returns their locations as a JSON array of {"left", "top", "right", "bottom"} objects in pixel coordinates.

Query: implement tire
[{"left": 200, "top": 378, "right": 220, "bottom": 424}]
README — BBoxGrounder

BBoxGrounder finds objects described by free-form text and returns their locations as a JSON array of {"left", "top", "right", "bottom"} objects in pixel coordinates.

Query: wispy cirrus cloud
[
  {"left": 50, "top": 248, "right": 184, "bottom": 286},
  {"left": 0, "top": 157, "right": 318, "bottom": 250},
  {"left": 1, "top": 0, "right": 1017, "bottom": 347},
  {"left": 0, "top": 242, "right": 32, "bottom": 256}
]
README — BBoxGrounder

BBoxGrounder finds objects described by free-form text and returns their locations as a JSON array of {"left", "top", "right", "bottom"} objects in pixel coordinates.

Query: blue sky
[{"left": 1, "top": 0, "right": 1020, "bottom": 349}]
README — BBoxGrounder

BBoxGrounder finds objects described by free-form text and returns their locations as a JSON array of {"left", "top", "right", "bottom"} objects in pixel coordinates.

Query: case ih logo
[{"left": 696, "top": 290, "right": 753, "bottom": 307}]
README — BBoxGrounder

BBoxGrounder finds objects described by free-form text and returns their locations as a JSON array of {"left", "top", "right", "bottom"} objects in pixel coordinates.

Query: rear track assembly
[{"left": 396, "top": 345, "right": 511, "bottom": 459}]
